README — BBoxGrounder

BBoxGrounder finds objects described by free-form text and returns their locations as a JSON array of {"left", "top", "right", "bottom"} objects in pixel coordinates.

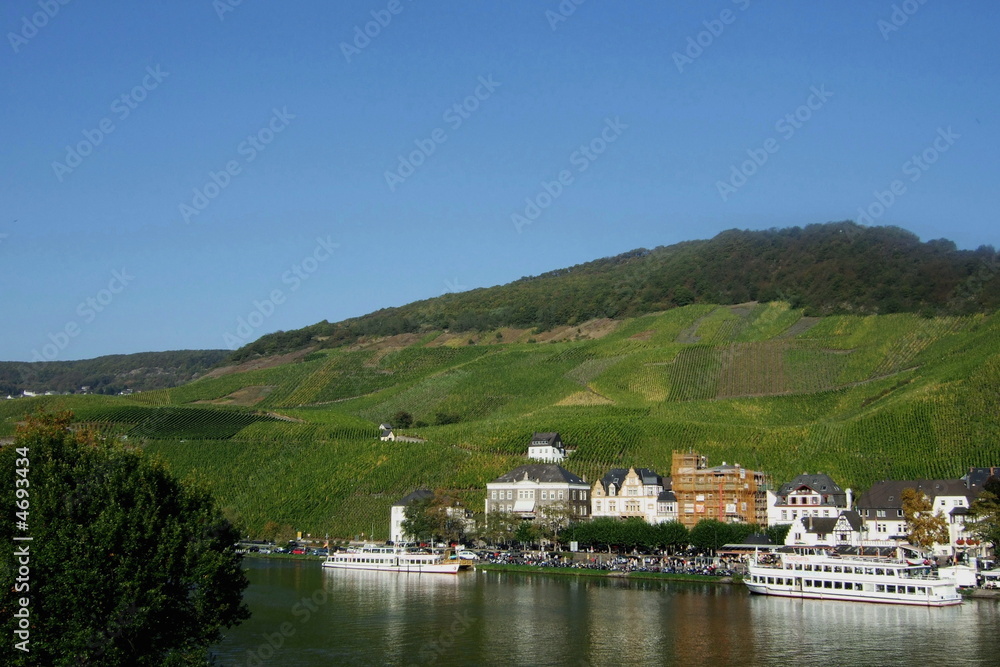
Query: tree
[
  {"left": 901, "top": 487, "right": 949, "bottom": 552},
  {"left": 655, "top": 521, "right": 689, "bottom": 554},
  {"left": 689, "top": 519, "right": 732, "bottom": 554},
  {"left": 400, "top": 490, "right": 469, "bottom": 544},
  {"left": 0, "top": 412, "right": 249, "bottom": 666},
  {"left": 514, "top": 521, "right": 539, "bottom": 548},
  {"left": 968, "top": 489, "right": 1000, "bottom": 553},
  {"left": 391, "top": 411, "right": 413, "bottom": 429},
  {"left": 536, "top": 500, "right": 575, "bottom": 547}
]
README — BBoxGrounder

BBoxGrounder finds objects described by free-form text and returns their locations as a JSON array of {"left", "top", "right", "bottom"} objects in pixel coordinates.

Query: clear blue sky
[{"left": 1, "top": 0, "right": 997, "bottom": 361}]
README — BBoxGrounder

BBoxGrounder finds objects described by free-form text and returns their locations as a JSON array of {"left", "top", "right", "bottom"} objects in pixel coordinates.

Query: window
[
  {"left": 877, "top": 510, "right": 886, "bottom": 518},
  {"left": 491, "top": 491, "right": 496, "bottom": 500},
  {"left": 558, "top": 491, "right": 564, "bottom": 500},
  {"left": 781, "top": 510, "right": 788, "bottom": 520},
  {"left": 507, "top": 490, "right": 512, "bottom": 500},
  {"left": 541, "top": 491, "right": 547, "bottom": 500}
]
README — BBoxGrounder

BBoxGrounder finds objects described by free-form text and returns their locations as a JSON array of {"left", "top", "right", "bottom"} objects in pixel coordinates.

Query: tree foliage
[
  {"left": 400, "top": 490, "right": 469, "bottom": 544},
  {"left": 565, "top": 518, "right": 690, "bottom": 553},
  {"left": 968, "top": 487, "right": 1000, "bottom": 552},
  {"left": 901, "top": 487, "right": 949, "bottom": 551},
  {"left": 0, "top": 350, "right": 229, "bottom": 397},
  {"left": 0, "top": 412, "right": 249, "bottom": 666},
  {"left": 226, "top": 222, "right": 1000, "bottom": 360}
]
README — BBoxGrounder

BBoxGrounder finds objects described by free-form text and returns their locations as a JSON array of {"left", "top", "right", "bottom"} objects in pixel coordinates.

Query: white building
[
  {"left": 591, "top": 467, "right": 677, "bottom": 524},
  {"left": 390, "top": 489, "right": 434, "bottom": 543},
  {"left": 767, "top": 473, "right": 851, "bottom": 526},
  {"left": 485, "top": 464, "right": 590, "bottom": 520},
  {"left": 785, "top": 511, "right": 864, "bottom": 548},
  {"left": 855, "top": 479, "right": 981, "bottom": 558},
  {"left": 526, "top": 432, "right": 567, "bottom": 462}
]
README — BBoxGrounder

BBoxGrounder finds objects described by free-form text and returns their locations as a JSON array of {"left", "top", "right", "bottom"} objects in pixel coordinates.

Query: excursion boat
[
  {"left": 322, "top": 545, "right": 462, "bottom": 574},
  {"left": 746, "top": 550, "right": 962, "bottom": 606}
]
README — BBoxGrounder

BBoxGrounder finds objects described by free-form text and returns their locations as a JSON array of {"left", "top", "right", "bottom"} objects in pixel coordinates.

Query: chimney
[{"left": 846, "top": 488, "right": 853, "bottom": 509}]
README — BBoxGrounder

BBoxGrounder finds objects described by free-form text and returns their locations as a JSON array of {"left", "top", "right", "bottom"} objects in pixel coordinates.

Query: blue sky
[{"left": 1, "top": 0, "right": 997, "bottom": 361}]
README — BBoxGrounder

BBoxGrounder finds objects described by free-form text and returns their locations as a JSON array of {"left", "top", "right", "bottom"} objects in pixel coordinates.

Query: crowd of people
[{"left": 478, "top": 550, "right": 748, "bottom": 577}]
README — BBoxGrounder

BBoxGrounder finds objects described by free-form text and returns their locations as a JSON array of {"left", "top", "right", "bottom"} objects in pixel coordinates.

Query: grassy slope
[{"left": 3, "top": 303, "right": 998, "bottom": 539}]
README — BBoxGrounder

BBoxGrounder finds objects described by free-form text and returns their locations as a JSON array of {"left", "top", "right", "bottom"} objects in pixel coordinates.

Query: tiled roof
[
  {"left": 491, "top": 464, "right": 586, "bottom": 485},
  {"left": 392, "top": 488, "right": 434, "bottom": 507}
]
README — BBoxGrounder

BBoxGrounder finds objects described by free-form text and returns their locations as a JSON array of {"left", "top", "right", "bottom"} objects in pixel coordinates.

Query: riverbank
[{"left": 475, "top": 562, "right": 739, "bottom": 585}]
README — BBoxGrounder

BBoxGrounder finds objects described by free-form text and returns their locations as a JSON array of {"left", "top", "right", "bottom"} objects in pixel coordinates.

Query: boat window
[
  {"left": 918, "top": 587, "right": 926, "bottom": 595},
  {"left": 824, "top": 565, "right": 832, "bottom": 572},
  {"left": 834, "top": 581, "right": 843, "bottom": 589},
  {"left": 876, "top": 568, "right": 885, "bottom": 576},
  {"left": 834, "top": 566, "right": 842, "bottom": 573},
  {"left": 887, "top": 585, "right": 896, "bottom": 593},
  {"left": 876, "top": 585, "right": 885, "bottom": 593},
  {"left": 824, "top": 580, "right": 832, "bottom": 588},
  {"left": 907, "top": 586, "right": 916, "bottom": 595}
]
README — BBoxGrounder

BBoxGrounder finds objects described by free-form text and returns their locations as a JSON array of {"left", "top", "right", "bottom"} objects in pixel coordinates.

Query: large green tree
[
  {"left": 0, "top": 412, "right": 249, "bottom": 666},
  {"left": 400, "top": 490, "right": 469, "bottom": 544},
  {"left": 968, "top": 479, "right": 1000, "bottom": 554}
]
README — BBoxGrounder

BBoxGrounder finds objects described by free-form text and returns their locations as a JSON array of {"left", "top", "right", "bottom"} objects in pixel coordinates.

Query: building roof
[
  {"left": 774, "top": 473, "right": 846, "bottom": 505},
  {"left": 836, "top": 510, "right": 864, "bottom": 532},
  {"left": 798, "top": 516, "right": 839, "bottom": 535},
  {"left": 392, "top": 489, "right": 434, "bottom": 507},
  {"left": 962, "top": 467, "right": 1000, "bottom": 490},
  {"left": 530, "top": 432, "right": 564, "bottom": 448},
  {"left": 597, "top": 467, "right": 664, "bottom": 494},
  {"left": 657, "top": 490, "right": 677, "bottom": 502},
  {"left": 491, "top": 464, "right": 585, "bottom": 485},
  {"left": 856, "top": 479, "right": 976, "bottom": 509},
  {"left": 599, "top": 468, "right": 629, "bottom": 491}
]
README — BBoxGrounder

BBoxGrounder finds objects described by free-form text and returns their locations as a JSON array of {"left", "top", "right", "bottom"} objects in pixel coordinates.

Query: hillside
[
  {"left": 229, "top": 222, "right": 1000, "bottom": 361},
  {"left": 4, "top": 303, "right": 999, "bottom": 541},
  {"left": 0, "top": 350, "right": 230, "bottom": 396}
]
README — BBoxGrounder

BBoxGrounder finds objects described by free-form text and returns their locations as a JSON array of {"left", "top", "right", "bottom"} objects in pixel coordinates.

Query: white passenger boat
[
  {"left": 322, "top": 545, "right": 462, "bottom": 574},
  {"left": 746, "top": 550, "right": 962, "bottom": 606}
]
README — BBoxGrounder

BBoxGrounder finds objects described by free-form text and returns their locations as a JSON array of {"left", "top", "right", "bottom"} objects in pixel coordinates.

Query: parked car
[
  {"left": 291, "top": 548, "right": 307, "bottom": 555},
  {"left": 457, "top": 551, "right": 479, "bottom": 560}
]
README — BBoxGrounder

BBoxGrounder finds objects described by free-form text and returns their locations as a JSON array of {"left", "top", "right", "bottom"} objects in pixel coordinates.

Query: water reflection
[{"left": 213, "top": 560, "right": 1000, "bottom": 667}]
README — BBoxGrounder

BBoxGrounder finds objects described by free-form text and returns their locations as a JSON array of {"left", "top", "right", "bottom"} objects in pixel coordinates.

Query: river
[{"left": 212, "top": 558, "right": 1000, "bottom": 666}]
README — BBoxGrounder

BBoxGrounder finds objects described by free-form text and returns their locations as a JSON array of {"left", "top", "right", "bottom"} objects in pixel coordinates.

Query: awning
[{"left": 513, "top": 499, "right": 536, "bottom": 513}]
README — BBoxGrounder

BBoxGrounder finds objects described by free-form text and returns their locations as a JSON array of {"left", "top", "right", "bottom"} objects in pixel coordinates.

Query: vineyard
[{"left": 3, "top": 302, "right": 999, "bottom": 539}]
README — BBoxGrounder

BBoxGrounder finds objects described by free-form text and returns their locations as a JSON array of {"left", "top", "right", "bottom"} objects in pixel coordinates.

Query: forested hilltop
[
  {"left": 0, "top": 350, "right": 230, "bottom": 396},
  {"left": 230, "top": 222, "right": 1000, "bottom": 362}
]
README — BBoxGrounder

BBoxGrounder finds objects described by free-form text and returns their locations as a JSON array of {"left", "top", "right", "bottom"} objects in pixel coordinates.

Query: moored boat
[
  {"left": 322, "top": 545, "right": 462, "bottom": 574},
  {"left": 746, "top": 550, "right": 962, "bottom": 606}
]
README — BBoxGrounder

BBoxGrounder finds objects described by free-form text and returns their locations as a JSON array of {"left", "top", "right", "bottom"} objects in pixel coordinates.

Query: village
[{"left": 380, "top": 429, "right": 999, "bottom": 581}]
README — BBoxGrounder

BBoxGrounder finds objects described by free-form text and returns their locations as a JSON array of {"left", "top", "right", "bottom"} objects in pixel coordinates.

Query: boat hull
[
  {"left": 745, "top": 580, "right": 962, "bottom": 606},
  {"left": 321, "top": 561, "right": 461, "bottom": 574}
]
